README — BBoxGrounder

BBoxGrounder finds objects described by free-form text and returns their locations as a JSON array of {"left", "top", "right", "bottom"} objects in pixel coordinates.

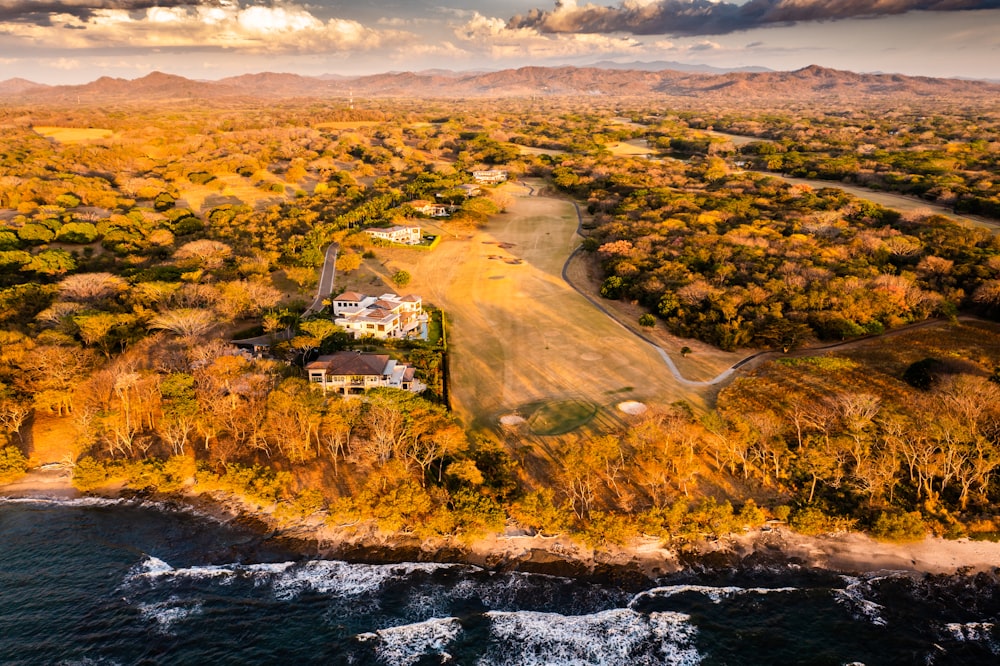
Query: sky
[{"left": 1, "top": 0, "right": 998, "bottom": 84}]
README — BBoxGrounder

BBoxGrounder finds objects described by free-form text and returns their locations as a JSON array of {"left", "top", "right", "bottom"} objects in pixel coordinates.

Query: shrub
[
  {"left": 392, "top": 270, "right": 411, "bottom": 287},
  {"left": 638, "top": 313, "right": 656, "bottom": 327},
  {"left": 0, "top": 446, "right": 28, "bottom": 484},
  {"left": 72, "top": 457, "right": 127, "bottom": 491},
  {"left": 55, "top": 222, "right": 99, "bottom": 244},
  {"left": 580, "top": 511, "right": 636, "bottom": 547},
  {"left": 871, "top": 511, "right": 927, "bottom": 543},
  {"left": 790, "top": 506, "right": 853, "bottom": 536},
  {"left": 275, "top": 489, "right": 326, "bottom": 524}
]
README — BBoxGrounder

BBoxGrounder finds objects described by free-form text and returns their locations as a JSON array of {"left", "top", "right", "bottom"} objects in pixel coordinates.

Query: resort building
[
  {"left": 331, "top": 291, "right": 426, "bottom": 340},
  {"left": 306, "top": 351, "right": 424, "bottom": 395},
  {"left": 472, "top": 169, "right": 508, "bottom": 184},
  {"left": 408, "top": 200, "right": 449, "bottom": 217},
  {"left": 365, "top": 225, "right": 422, "bottom": 245}
]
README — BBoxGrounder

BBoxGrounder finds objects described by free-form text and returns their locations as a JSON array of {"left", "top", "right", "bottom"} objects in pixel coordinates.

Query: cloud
[
  {"left": 508, "top": 0, "right": 1000, "bottom": 36},
  {"left": 0, "top": 0, "right": 411, "bottom": 53},
  {"left": 456, "top": 11, "right": 642, "bottom": 59}
]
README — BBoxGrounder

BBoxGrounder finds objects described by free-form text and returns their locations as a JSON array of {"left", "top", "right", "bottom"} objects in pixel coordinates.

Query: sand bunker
[
  {"left": 499, "top": 414, "right": 526, "bottom": 426},
  {"left": 617, "top": 401, "right": 648, "bottom": 415}
]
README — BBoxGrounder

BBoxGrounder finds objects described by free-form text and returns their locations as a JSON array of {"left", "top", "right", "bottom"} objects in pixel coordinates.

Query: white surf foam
[
  {"left": 0, "top": 496, "right": 125, "bottom": 508},
  {"left": 126, "top": 556, "right": 297, "bottom": 589},
  {"left": 481, "top": 608, "right": 701, "bottom": 665},
  {"left": 834, "top": 576, "right": 887, "bottom": 627},
  {"left": 127, "top": 556, "right": 459, "bottom": 601},
  {"left": 270, "top": 560, "right": 458, "bottom": 601},
  {"left": 357, "top": 617, "right": 463, "bottom": 665},
  {"left": 137, "top": 596, "right": 203, "bottom": 634},
  {"left": 630, "top": 584, "right": 799, "bottom": 606},
  {"left": 944, "top": 622, "right": 999, "bottom": 653}
]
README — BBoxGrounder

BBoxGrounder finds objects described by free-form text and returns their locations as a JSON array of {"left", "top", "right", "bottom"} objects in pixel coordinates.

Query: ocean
[{"left": 1, "top": 499, "right": 999, "bottom": 665}]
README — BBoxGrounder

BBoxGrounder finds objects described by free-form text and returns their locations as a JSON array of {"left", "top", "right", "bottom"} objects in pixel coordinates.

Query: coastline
[{"left": 4, "top": 469, "right": 1000, "bottom": 582}]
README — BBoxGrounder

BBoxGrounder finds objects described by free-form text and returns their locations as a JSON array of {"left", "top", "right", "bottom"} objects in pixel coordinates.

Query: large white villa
[
  {"left": 306, "top": 351, "right": 424, "bottom": 395},
  {"left": 365, "top": 225, "right": 422, "bottom": 245},
  {"left": 472, "top": 169, "right": 508, "bottom": 184},
  {"left": 331, "top": 291, "right": 427, "bottom": 340}
]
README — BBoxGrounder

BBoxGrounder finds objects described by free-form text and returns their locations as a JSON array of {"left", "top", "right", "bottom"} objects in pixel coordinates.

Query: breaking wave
[
  {"left": 481, "top": 608, "right": 702, "bottom": 665},
  {"left": 356, "top": 616, "right": 463, "bottom": 665},
  {"left": 630, "top": 583, "right": 799, "bottom": 606},
  {"left": 137, "top": 596, "right": 204, "bottom": 634}
]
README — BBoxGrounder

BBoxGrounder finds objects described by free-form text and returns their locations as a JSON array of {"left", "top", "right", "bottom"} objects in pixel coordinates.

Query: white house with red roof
[
  {"left": 306, "top": 351, "right": 425, "bottom": 395},
  {"left": 331, "top": 291, "right": 426, "bottom": 340}
]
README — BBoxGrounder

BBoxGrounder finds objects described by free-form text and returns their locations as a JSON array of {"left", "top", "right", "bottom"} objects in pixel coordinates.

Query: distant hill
[
  {"left": 5, "top": 65, "right": 998, "bottom": 105},
  {"left": 15, "top": 71, "right": 243, "bottom": 103},
  {"left": 0, "top": 78, "right": 50, "bottom": 94},
  {"left": 588, "top": 60, "right": 772, "bottom": 74}
]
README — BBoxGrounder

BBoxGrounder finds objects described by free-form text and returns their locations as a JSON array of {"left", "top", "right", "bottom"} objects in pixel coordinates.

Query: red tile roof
[{"left": 312, "top": 352, "right": 389, "bottom": 376}]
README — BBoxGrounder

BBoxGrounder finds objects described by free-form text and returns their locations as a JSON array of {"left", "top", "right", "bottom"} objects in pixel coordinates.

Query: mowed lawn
[{"left": 389, "top": 182, "right": 709, "bottom": 429}]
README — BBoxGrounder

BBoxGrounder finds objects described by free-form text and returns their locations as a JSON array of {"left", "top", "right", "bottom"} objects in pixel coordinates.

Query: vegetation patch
[
  {"left": 313, "top": 121, "right": 383, "bottom": 130},
  {"left": 775, "top": 356, "right": 858, "bottom": 371},
  {"left": 527, "top": 400, "right": 598, "bottom": 435}
]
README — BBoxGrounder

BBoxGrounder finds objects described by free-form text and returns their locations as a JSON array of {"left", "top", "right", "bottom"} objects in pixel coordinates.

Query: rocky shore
[{"left": 4, "top": 468, "right": 1000, "bottom": 583}]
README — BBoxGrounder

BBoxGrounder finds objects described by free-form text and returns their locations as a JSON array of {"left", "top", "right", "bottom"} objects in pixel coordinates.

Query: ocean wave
[
  {"left": 629, "top": 584, "right": 799, "bottom": 606},
  {"left": 482, "top": 608, "right": 701, "bottom": 665},
  {"left": 125, "top": 555, "right": 461, "bottom": 601},
  {"left": 269, "top": 560, "right": 460, "bottom": 601},
  {"left": 0, "top": 495, "right": 227, "bottom": 524},
  {"left": 356, "top": 617, "right": 463, "bottom": 665},
  {"left": 137, "top": 596, "right": 204, "bottom": 634}
]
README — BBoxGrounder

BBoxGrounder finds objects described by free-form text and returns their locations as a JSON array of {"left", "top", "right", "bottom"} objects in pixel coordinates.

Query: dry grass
[
  {"left": 606, "top": 139, "right": 652, "bottom": 157},
  {"left": 375, "top": 180, "right": 712, "bottom": 432},
  {"left": 563, "top": 251, "right": 747, "bottom": 384},
  {"left": 313, "top": 121, "right": 383, "bottom": 130},
  {"left": 26, "top": 413, "right": 80, "bottom": 466},
  {"left": 33, "top": 126, "right": 114, "bottom": 143},
  {"left": 518, "top": 145, "right": 568, "bottom": 157},
  {"left": 175, "top": 174, "right": 286, "bottom": 212},
  {"left": 722, "top": 320, "right": 1000, "bottom": 413}
]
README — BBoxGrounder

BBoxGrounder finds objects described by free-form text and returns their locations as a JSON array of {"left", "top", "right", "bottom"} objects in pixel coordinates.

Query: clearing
[
  {"left": 33, "top": 126, "right": 114, "bottom": 143},
  {"left": 371, "top": 180, "right": 712, "bottom": 431}
]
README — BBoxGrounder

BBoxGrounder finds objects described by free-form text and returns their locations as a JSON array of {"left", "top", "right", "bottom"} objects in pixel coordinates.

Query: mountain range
[{"left": 1, "top": 65, "right": 996, "bottom": 104}]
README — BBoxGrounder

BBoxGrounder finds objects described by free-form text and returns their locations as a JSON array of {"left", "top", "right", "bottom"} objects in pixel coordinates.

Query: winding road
[
  {"left": 303, "top": 243, "right": 339, "bottom": 317},
  {"left": 557, "top": 196, "right": 991, "bottom": 388}
]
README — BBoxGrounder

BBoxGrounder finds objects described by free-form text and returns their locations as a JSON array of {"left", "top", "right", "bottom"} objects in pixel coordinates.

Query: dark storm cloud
[
  {"left": 0, "top": 0, "right": 201, "bottom": 24},
  {"left": 508, "top": 0, "right": 1000, "bottom": 36}
]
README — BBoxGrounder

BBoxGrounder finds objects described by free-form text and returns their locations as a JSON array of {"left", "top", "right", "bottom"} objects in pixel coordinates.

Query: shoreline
[{"left": 4, "top": 469, "right": 1000, "bottom": 582}]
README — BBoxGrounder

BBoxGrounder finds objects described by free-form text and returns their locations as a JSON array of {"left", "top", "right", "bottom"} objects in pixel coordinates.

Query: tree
[
  {"left": 174, "top": 239, "right": 233, "bottom": 270},
  {"left": 0, "top": 390, "right": 30, "bottom": 445},
  {"left": 392, "top": 270, "right": 411, "bottom": 288},
  {"left": 264, "top": 377, "right": 323, "bottom": 462},
  {"left": 59, "top": 273, "right": 128, "bottom": 303},
  {"left": 158, "top": 372, "right": 199, "bottom": 456},
  {"left": 335, "top": 252, "right": 362, "bottom": 273},
  {"left": 148, "top": 308, "right": 216, "bottom": 338}
]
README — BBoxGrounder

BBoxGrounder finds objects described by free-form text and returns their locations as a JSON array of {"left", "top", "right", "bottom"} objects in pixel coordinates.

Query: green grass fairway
[{"left": 527, "top": 400, "right": 598, "bottom": 436}]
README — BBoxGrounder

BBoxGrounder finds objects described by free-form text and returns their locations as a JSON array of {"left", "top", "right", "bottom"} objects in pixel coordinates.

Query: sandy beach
[{"left": 4, "top": 468, "right": 999, "bottom": 580}]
